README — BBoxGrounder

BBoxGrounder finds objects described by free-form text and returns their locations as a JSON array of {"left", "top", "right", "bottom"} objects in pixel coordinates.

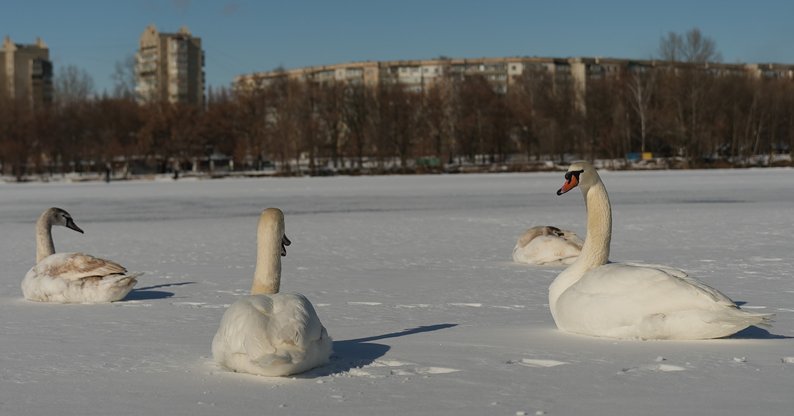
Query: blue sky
[{"left": 2, "top": 0, "right": 793, "bottom": 94}]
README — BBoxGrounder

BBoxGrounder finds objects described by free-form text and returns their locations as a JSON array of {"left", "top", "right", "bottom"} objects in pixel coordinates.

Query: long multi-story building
[
  {"left": 234, "top": 56, "right": 794, "bottom": 96},
  {"left": 135, "top": 24, "right": 205, "bottom": 106},
  {"left": 0, "top": 36, "right": 53, "bottom": 107}
]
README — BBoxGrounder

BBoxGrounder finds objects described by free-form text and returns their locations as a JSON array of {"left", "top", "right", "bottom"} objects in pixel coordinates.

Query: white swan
[
  {"left": 549, "top": 161, "right": 773, "bottom": 340},
  {"left": 512, "top": 226, "right": 582, "bottom": 266},
  {"left": 212, "top": 208, "right": 332, "bottom": 376},
  {"left": 21, "top": 207, "right": 140, "bottom": 303}
]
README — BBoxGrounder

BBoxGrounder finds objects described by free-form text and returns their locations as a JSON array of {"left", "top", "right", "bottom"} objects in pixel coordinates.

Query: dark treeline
[{"left": 2, "top": 65, "right": 793, "bottom": 180}]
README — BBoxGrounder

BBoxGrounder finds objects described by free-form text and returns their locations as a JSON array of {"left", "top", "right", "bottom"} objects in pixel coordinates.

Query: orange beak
[{"left": 557, "top": 175, "right": 579, "bottom": 195}]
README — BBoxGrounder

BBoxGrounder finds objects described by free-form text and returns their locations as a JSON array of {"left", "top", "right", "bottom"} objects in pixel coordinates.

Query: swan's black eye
[{"left": 564, "top": 170, "right": 583, "bottom": 182}]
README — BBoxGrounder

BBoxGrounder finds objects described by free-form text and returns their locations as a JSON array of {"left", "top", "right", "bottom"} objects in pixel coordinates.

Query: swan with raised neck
[
  {"left": 212, "top": 208, "right": 332, "bottom": 377},
  {"left": 251, "top": 208, "right": 291, "bottom": 295},
  {"left": 548, "top": 161, "right": 773, "bottom": 339},
  {"left": 548, "top": 161, "right": 611, "bottom": 314}
]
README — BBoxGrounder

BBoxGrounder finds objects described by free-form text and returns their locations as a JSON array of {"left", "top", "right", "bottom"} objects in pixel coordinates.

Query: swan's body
[
  {"left": 21, "top": 208, "right": 139, "bottom": 303},
  {"left": 549, "top": 162, "right": 773, "bottom": 340},
  {"left": 212, "top": 208, "right": 332, "bottom": 377},
  {"left": 512, "top": 226, "right": 582, "bottom": 266}
]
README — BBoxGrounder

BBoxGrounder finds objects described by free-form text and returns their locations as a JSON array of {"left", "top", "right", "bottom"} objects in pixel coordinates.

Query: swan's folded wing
[
  {"left": 37, "top": 252, "right": 128, "bottom": 281},
  {"left": 621, "top": 262, "right": 688, "bottom": 278},
  {"left": 619, "top": 262, "right": 736, "bottom": 306},
  {"left": 237, "top": 295, "right": 315, "bottom": 365},
  {"left": 269, "top": 294, "right": 325, "bottom": 348},
  {"left": 673, "top": 272, "right": 736, "bottom": 306},
  {"left": 219, "top": 296, "right": 279, "bottom": 361}
]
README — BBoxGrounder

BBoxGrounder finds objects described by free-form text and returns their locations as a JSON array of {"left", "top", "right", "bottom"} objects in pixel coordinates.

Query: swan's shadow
[
  {"left": 726, "top": 301, "right": 790, "bottom": 339},
  {"left": 124, "top": 281, "right": 196, "bottom": 301},
  {"left": 728, "top": 325, "right": 793, "bottom": 340},
  {"left": 304, "top": 323, "right": 458, "bottom": 377}
]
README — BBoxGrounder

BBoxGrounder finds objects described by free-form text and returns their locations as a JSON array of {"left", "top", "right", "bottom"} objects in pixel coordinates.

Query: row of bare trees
[
  {"left": 1, "top": 29, "right": 793, "bottom": 179},
  {"left": 2, "top": 66, "right": 793, "bottom": 179}
]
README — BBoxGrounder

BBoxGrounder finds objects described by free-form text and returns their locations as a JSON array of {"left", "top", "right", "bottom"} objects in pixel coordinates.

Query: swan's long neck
[
  {"left": 577, "top": 181, "right": 612, "bottom": 269},
  {"left": 35, "top": 214, "right": 56, "bottom": 263},
  {"left": 549, "top": 179, "right": 612, "bottom": 311},
  {"left": 251, "top": 219, "right": 281, "bottom": 295}
]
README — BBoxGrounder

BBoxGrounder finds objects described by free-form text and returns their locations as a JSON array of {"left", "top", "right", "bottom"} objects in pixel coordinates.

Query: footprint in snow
[
  {"left": 390, "top": 367, "right": 460, "bottom": 376},
  {"left": 509, "top": 358, "right": 569, "bottom": 368},
  {"left": 345, "top": 359, "right": 459, "bottom": 378},
  {"left": 620, "top": 363, "right": 687, "bottom": 374},
  {"left": 116, "top": 301, "right": 152, "bottom": 307},
  {"left": 749, "top": 256, "right": 783, "bottom": 262},
  {"left": 369, "top": 359, "right": 413, "bottom": 367},
  {"left": 172, "top": 302, "right": 228, "bottom": 309}
]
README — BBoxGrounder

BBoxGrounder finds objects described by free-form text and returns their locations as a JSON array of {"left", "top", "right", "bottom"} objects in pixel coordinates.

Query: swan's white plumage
[
  {"left": 21, "top": 208, "right": 139, "bottom": 304},
  {"left": 212, "top": 293, "right": 332, "bottom": 376},
  {"left": 212, "top": 208, "right": 332, "bottom": 376},
  {"left": 512, "top": 226, "right": 582, "bottom": 266},
  {"left": 550, "top": 162, "right": 773, "bottom": 340}
]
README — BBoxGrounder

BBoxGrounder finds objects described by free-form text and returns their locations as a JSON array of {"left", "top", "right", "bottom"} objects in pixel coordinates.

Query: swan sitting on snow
[
  {"left": 21, "top": 207, "right": 140, "bottom": 303},
  {"left": 512, "top": 225, "right": 583, "bottom": 266},
  {"left": 212, "top": 208, "right": 332, "bottom": 376},
  {"left": 549, "top": 161, "right": 773, "bottom": 340}
]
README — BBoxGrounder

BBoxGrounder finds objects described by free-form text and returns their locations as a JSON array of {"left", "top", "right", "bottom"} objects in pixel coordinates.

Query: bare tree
[
  {"left": 626, "top": 69, "right": 656, "bottom": 153},
  {"left": 111, "top": 55, "right": 137, "bottom": 99},
  {"left": 658, "top": 28, "right": 722, "bottom": 63},
  {"left": 0, "top": 96, "right": 38, "bottom": 178},
  {"left": 54, "top": 65, "right": 95, "bottom": 104},
  {"left": 315, "top": 82, "right": 345, "bottom": 169},
  {"left": 341, "top": 83, "right": 372, "bottom": 169}
]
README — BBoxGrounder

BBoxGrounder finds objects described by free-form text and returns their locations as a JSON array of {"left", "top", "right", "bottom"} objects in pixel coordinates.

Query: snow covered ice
[{"left": 1, "top": 168, "right": 793, "bottom": 415}]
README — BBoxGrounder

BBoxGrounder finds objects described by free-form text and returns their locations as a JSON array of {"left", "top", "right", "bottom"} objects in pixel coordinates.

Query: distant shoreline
[{"left": 3, "top": 159, "right": 791, "bottom": 184}]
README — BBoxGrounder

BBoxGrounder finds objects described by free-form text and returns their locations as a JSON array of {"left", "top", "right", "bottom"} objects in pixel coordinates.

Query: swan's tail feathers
[
  {"left": 749, "top": 312, "right": 775, "bottom": 328},
  {"left": 729, "top": 308, "right": 775, "bottom": 329},
  {"left": 100, "top": 272, "right": 141, "bottom": 302},
  {"left": 105, "top": 272, "right": 142, "bottom": 287}
]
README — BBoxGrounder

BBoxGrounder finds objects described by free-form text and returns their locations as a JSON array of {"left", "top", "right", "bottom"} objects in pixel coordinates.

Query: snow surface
[{"left": 1, "top": 168, "right": 793, "bottom": 416}]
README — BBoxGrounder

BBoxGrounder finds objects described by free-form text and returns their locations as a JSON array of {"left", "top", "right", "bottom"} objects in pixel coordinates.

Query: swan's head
[
  {"left": 259, "top": 208, "right": 291, "bottom": 256},
  {"left": 556, "top": 161, "right": 599, "bottom": 196},
  {"left": 45, "top": 207, "right": 84, "bottom": 233}
]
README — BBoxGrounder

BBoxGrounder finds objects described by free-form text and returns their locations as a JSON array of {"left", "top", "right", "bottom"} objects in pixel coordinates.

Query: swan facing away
[
  {"left": 212, "top": 208, "right": 332, "bottom": 377},
  {"left": 550, "top": 162, "right": 773, "bottom": 340},
  {"left": 512, "top": 226, "right": 583, "bottom": 266},
  {"left": 21, "top": 207, "right": 140, "bottom": 303}
]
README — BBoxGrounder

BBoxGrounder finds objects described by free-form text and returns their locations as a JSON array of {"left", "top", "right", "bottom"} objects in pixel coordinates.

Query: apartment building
[
  {"left": 234, "top": 56, "right": 794, "bottom": 97},
  {"left": 135, "top": 24, "right": 205, "bottom": 106},
  {"left": 0, "top": 36, "right": 53, "bottom": 107}
]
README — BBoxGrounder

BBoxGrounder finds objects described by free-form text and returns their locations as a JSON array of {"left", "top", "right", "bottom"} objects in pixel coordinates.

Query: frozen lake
[{"left": 1, "top": 168, "right": 793, "bottom": 416}]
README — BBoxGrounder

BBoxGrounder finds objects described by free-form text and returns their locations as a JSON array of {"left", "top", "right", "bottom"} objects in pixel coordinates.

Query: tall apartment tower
[
  {"left": 0, "top": 36, "right": 53, "bottom": 107},
  {"left": 135, "top": 24, "right": 204, "bottom": 106}
]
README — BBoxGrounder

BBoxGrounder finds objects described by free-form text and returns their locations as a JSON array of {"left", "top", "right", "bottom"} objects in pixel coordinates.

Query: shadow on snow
[
  {"left": 124, "top": 281, "right": 196, "bottom": 301},
  {"left": 728, "top": 325, "right": 793, "bottom": 340},
  {"left": 304, "top": 323, "right": 458, "bottom": 377}
]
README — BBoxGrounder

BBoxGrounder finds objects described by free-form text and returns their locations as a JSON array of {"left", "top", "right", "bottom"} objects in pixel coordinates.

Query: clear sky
[{"left": 2, "top": 0, "right": 793, "bottom": 94}]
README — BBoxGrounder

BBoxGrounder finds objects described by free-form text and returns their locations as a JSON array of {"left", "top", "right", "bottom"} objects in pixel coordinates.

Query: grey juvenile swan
[{"left": 21, "top": 207, "right": 140, "bottom": 303}]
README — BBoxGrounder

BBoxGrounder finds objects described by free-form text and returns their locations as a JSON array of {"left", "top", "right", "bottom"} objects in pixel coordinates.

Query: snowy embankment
[{"left": 1, "top": 168, "right": 792, "bottom": 416}]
